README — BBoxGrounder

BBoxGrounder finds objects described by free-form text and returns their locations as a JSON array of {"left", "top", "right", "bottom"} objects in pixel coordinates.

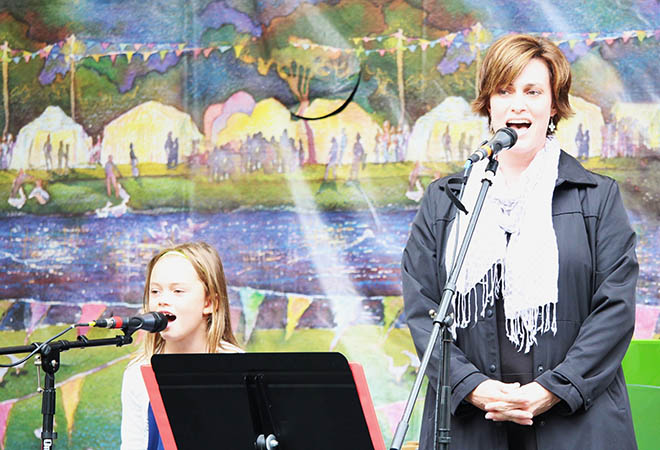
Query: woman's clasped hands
[{"left": 467, "top": 379, "right": 560, "bottom": 426}]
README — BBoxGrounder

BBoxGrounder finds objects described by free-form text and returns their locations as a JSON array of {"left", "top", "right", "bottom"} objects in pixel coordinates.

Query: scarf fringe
[{"left": 452, "top": 264, "right": 557, "bottom": 353}]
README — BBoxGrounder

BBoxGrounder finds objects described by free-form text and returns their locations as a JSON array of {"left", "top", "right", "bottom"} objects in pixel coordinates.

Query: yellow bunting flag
[
  {"left": 0, "top": 300, "right": 12, "bottom": 322},
  {"left": 285, "top": 295, "right": 313, "bottom": 340},
  {"left": 234, "top": 44, "right": 244, "bottom": 58},
  {"left": 382, "top": 296, "right": 404, "bottom": 335},
  {"left": 60, "top": 377, "right": 85, "bottom": 439},
  {"left": 125, "top": 51, "right": 135, "bottom": 62},
  {"left": 159, "top": 50, "right": 168, "bottom": 60}
]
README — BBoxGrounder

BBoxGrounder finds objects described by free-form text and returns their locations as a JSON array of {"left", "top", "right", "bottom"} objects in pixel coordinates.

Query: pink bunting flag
[
  {"left": 76, "top": 303, "right": 107, "bottom": 336},
  {"left": 193, "top": 48, "right": 202, "bottom": 58},
  {"left": 101, "top": 42, "right": 110, "bottom": 50},
  {"left": 376, "top": 401, "right": 406, "bottom": 435},
  {"left": 109, "top": 53, "right": 117, "bottom": 63},
  {"left": 605, "top": 38, "right": 615, "bottom": 45},
  {"left": 634, "top": 304, "right": 660, "bottom": 339},
  {"left": 378, "top": 49, "right": 386, "bottom": 56},
  {"left": 0, "top": 399, "right": 17, "bottom": 450},
  {"left": 133, "top": 43, "right": 143, "bottom": 51},
  {"left": 622, "top": 31, "right": 634, "bottom": 43},
  {"left": 26, "top": 302, "right": 50, "bottom": 337},
  {"left": 203, "top": 47, "right": 214, "bottom": 58}
]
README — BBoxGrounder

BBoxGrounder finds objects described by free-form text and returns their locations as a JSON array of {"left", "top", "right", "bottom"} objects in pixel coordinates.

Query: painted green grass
[
  {"left": 0, "top": 161, "right": 459, "bottom": 215},
  {"left": 2, "top": 325, "right": 423, "bottom": 448},
  {"left": 1, "top": 157, "right": 656, "bottom": 216}
]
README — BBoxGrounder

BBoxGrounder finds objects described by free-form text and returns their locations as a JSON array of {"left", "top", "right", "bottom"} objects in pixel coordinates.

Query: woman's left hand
[{"left": 483, "top": 382, "right": 560, "bottom": 425}]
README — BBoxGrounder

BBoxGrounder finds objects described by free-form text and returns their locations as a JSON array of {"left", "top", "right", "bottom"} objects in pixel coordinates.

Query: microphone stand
[
  {"left": 0, "top": 329, "right": 136, "bottom": 450},
  {"left": 390, "top": 157, "right": 500, "bottom": 450}
]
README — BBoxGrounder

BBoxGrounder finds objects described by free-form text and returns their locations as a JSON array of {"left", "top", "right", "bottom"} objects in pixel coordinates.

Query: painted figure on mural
[
  {"left": 42, "top": 134, "right": 53, "bottom": 170},
  {"left": 324, "top": 136, "right": 339, "bottom": 181},
  {"left": 90, "top": 134, "right": 102, "bottom": 165},
  {"left": 8, "top": 168, "right": 32, "bottom": 209},
  {"left": 442, "top": 125, "right": 452, "bottom": 162},
  {"left": 104, "top": 155, "right": 122, "bottom": 198},
  {"left": 403, "top": 34, "right": 638, "bottom": 450},
  {"left": 57, "top": 141, "right": 64, "bottom": 170},
  {"left": 120, "top": 242, "right": 242, "bottom": 450},
  {"left": 164, "top": 131, "right": 174, "bottom": 168},
  {"left": 129, "top": 142, "right": 139, "bottom": 178},
  {"left": 28, "top": 179, "right": 50, "bottom": 205},
  {"left": 349, "top": 132, "right": 364, "bottom": 182},
  {"left": 0, "top": 134, "right": 13, "bottom": 170}
]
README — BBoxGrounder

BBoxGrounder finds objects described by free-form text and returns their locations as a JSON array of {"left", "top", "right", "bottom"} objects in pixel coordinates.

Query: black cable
[{"left": 0, "top": 324, "right": 76, "bottom": 367}]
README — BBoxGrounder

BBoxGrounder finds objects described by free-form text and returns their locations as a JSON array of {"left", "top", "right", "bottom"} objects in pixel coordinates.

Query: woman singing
[{"left": 402, "top": 34, "right": 638, "bottom": 449}]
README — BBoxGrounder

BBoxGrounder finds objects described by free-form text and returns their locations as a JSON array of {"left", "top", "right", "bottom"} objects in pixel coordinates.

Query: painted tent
[
  {"left": 611, "top": 101, "right": 660, "bottom": 149},
  {"left": 204, "top": 91, "right": 257, "bottom": 141},
  {"left": 555, "top": 95, "right": 605, "bottom": 157},
  {"left": 10, "top": 106, "right": 91, "bottom": 170},
  {"left": 304, "top": 99, "right": 379, "bottom": 164},
  {"left": 215, "top": 98, "right": 295, "bottom": 147},
  {"left": 407, "top": 96, "right": 489, "bottom": 162},
  {"left": 102, "top": 101, "right": 203, "bottom": 165}
]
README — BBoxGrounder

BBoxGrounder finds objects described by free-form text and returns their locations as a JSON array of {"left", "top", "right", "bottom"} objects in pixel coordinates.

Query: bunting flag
[
  {"left": 239, "top": 288, "right": 266, "bottom": 343},
  {"left": 76, "top": 303, "right": 107, "bottom": 337},
  {"left": 0, "top": 400, "right": 16, "bottom": 450},
  {"left": 0, "top": 26, "right": 656, "bottom": 71},
  {"left": 60, "top": 377, "right": 85, "bottom": 439},
  {"left": 0, "top": 300, "right": 12, "bottom": 323},
  {"left": 375, "top": 401, "right": 407, "bottom": 435},
  {"left": 382, "top": 296, "right": 404, "bottom": 335},
  {"left": 634, "top": 304, "right": 660, "bottom": 339},
  {"left": 25, "top": 302, "right": 50, "bottom": 339},
  {"left": 229, "top": 305, "right": 242, "bottom": 336},
  {"left": 285, "top": 294, "right": 313, "bottom": 340}
]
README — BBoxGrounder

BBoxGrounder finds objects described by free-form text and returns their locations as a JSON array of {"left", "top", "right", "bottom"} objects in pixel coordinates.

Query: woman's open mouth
[{"left": 506, "top": 119, "right": 531, "bottom": 132}]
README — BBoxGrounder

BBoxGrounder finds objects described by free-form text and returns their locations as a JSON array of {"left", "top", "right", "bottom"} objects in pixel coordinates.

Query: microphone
[
  {"left": 466, "top": 127, "right": 518, "bottom": 165},
  {"left": 80, "top": 312, "right": 169, "bottom": 333}
]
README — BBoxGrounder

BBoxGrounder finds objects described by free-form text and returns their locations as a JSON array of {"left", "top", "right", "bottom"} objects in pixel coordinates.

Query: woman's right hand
[
  {"left": 467, "top": 379, "right": 534, "bottom": 425},
  {"left": 467, "top": 379, "right": 520, "bottom": 410}
]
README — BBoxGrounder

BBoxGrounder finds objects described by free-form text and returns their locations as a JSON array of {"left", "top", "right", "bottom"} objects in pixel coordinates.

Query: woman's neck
[{"left": 496, "top": 146, "right": 542, "bottom": 181}]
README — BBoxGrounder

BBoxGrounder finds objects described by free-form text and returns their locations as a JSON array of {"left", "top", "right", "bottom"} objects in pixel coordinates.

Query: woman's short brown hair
[{"left": 472, "top": 34, "right": 573, "bottom": 131}]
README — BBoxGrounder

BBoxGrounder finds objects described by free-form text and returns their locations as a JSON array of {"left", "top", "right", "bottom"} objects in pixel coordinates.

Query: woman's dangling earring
[{"left": 548, "top": 117, "right": 556, "bottom": 133}]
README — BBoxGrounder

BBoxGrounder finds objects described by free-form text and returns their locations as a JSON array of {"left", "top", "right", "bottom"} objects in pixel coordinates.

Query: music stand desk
[{"left": 142, "top": 352, "right": 385, "bottom": 450}]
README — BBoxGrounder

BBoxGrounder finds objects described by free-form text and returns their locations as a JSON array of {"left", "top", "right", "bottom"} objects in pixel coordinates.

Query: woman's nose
[{"left": 509, "top": 92, "right": 526, "bottom": 112}]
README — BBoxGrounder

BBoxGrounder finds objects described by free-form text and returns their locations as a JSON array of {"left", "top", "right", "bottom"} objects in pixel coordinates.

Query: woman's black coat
[{"left": 402, "top": 151, "right": 638, "bottom": 450}]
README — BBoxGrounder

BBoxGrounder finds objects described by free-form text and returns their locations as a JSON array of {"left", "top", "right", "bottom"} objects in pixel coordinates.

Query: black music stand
[{"left": 145, "top": 352, "right": 385, "bottom": 450}]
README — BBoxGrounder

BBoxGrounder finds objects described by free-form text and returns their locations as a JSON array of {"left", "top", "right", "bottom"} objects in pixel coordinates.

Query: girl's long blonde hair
[{"left": 141, "top": 241, "right": 239, "bottom": 360}]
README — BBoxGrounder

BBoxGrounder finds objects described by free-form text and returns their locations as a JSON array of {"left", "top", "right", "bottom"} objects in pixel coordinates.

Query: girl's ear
[{"left": 202, "top": 295, "right": 214, "bottom": 316}]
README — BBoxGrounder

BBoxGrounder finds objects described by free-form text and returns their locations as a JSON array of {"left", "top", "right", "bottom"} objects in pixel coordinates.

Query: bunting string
[{"left": 0, "top": 25, "right": 658, "bottom": 66}]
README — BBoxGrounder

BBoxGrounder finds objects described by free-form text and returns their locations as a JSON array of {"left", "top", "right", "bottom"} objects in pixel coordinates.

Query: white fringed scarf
[{"left": 445, "top": 136, "right": 561, "bottom": 352}]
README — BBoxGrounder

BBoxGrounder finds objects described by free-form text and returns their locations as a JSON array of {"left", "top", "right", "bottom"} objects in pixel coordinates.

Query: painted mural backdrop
[{"left": 0, "top": 1, "right": 659, "bottom": 448}]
